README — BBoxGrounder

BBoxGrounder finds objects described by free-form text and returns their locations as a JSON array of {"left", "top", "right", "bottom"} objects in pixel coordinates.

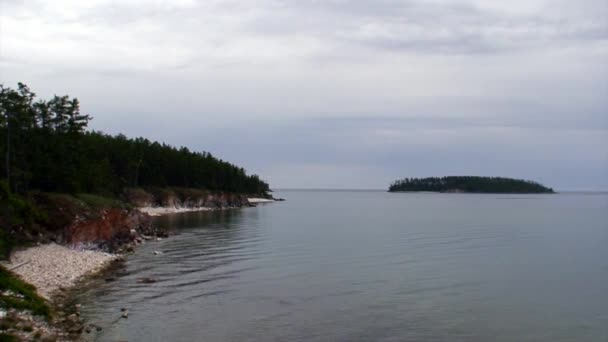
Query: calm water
[{"left": 77, "top": 191, "right": 608, "bottom": 341}]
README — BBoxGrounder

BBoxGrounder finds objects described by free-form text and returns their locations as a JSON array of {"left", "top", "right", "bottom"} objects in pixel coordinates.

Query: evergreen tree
[
  {"left": 0, "top": 83, "right": 270, "bottom": 197},
  {"left": 389, "top": 176, "right": 554, "bottom": 193}
]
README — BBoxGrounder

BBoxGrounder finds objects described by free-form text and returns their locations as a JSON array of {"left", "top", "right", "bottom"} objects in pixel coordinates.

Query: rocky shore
[
  {"left": 139, "top": 197, "right": 277, "bottom": 216},
  {"left": 248, "top": 197, "right": 276, "bottom": 203},
  {"left": 0, "top": 307, "right": 67, "bottom": 341},
  {"left": 0, "top": 233, "right": 164, "bottom": 340},
  {"left": 2, "top": 244, "right": 118, "bottom": 300},
  {"left": 0, "top": 245, "right": 120, "bottom": 341},
  {"left": 138, "top": 206, "right": 213, "bottom": 216},
  {"left": 0, "top": 189, "right": 278, "bottom": 340}
]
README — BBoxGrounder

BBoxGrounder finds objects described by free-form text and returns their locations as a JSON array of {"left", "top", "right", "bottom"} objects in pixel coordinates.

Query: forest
[
  {"left": 0, "top": 83, "right": 270, "bottom": 197},
  {"left": 389, "top": 176, "right": 554, "bottom": 193}
]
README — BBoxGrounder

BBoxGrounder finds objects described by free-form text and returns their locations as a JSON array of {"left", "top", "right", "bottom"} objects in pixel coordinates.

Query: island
[{"left": 388, "top": 176, "right": 555, "bottom": 193}]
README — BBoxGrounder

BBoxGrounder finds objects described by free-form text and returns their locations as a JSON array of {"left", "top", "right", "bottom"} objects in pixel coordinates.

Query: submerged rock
[{"left": 136, "top": 277, "right": 156, "bottom": 284}]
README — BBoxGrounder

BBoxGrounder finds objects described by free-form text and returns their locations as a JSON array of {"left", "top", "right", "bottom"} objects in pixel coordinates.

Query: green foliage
[
  {"left": 25, "top": 192, "right": 122, "bottom": 234},
  {"left": 0, "top": 83, "right": 270, "bottom": 197},
  {"left": 389, "top": 176, "right": 554, "bottom": 193},
  {"left": 0, "top": 231, "right": 8, "bottom": 261},
  {"left": 0, "top": 181, "right": 40, "bottom": 258},
  {"left": 0, "top": 333, "right": 19, "bottom": 342},
  {"left": 0, "top": 266, "right": 51, "bottom": 319},
  {"left": 76, "top": 193, "right": 130, "bottom": 210}
]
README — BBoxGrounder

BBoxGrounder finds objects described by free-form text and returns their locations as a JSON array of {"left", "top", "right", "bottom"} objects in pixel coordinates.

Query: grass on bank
[
  {"left": 0, "top": 333, "right": 19, "bottom": 342},
  {"left": 1, "top": 182, "right": 131, "bottom": 259},
  {"left": 0, "top": 266, "right": 51, "bottom": 319},
  {"left": 76, "top": 193, "right": 132, "bottom": 210}
]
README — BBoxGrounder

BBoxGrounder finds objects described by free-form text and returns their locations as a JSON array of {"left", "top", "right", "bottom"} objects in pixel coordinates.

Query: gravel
[
  {"left": 3, "top": 243, "right": 118, "bottom": 299},
  {"left": 138, "top": 206, "right": 212, "bottom": 216}
]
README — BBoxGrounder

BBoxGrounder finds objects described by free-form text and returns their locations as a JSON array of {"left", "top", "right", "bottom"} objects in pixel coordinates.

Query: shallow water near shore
[{"left": 75, "top": 190, "right": 608, "bottom": 341}]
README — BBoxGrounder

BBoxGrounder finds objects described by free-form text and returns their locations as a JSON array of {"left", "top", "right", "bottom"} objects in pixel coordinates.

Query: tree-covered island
[{"left": 389, "top": 176, "right": 555, "bottom": 193}]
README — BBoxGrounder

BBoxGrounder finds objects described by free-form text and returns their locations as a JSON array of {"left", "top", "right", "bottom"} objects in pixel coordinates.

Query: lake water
[{"left": 77, "top": 190, "right": 608, "bottom": 341}]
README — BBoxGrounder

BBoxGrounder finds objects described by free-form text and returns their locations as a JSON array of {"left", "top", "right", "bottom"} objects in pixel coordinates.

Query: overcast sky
[{"left": 1, "top": 0, "right": 607, "bottom": 190}]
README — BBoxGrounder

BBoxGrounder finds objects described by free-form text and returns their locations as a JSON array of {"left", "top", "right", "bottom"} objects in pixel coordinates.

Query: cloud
[
  {"left": 244, "top": 0, "right": 608, "bottom": 55},
  {"left": 3, "top": 0, "right": 607, "bottom": 71},
  {"left": 0, "top": 0, "right": 606, "bottom": 189}
]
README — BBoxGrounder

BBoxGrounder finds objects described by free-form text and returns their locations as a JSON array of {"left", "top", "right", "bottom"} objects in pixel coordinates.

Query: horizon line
[{"left": 272, "top": 188, "right": 608, "bottom": 193}]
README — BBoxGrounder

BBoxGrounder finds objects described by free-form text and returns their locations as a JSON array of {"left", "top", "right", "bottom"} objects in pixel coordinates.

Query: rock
[
  {"left": 136, "top": 277, "right": 156, "bottom": 284},
  {"left": 66, "top": 314, "right": 79, "bottom": 324},
  {"left": 87, "top": 323, "right": 103, "bottom": 332},
  {"left": 130, "top": 229, "right": 137, "bottom": 235},
  {"left": 153, "top": 251, "right": 162, "bottom": 255},
  {"left": 39, "top": 333, "right": 57, "bottom": 341},
  {"left": 68, "top": 325, "right": 84, "bottom": 334},
  {"left": 155, "top": 237, "right": 163, "bottom": 241},
  {"left": 121, "top": 309, "right": 129, "bottom": 319}
]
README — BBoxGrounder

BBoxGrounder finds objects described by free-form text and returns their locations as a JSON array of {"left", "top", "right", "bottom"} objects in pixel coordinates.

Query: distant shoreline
[
  {"left": 388, "top": 176, "right": 555, "bottom": 194},
  {"left": 388, "top": 190, "right": 558, "bottom": 194}
]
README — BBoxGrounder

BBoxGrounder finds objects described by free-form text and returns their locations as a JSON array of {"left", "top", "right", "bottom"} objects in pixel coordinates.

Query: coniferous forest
[
  {"left": 389, "top": 176, "right": 554, "bottom": 193},
  {"left": 0, "top": 83, "right": 270, "bottom": 196}
]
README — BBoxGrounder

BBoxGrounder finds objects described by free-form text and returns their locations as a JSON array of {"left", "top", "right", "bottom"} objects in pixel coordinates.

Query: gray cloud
[{"left": 243, "top": 0, "right": 608, "bottom": 54}]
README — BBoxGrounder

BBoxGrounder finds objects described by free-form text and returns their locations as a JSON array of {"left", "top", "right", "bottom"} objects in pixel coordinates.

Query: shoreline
[
  {"left": 1, "top": 244, "right": 121, "bottom": 340},
  {"left": 4, "top": 197, "right": 277, "bottom": 300},
  {"left": 247, "top": 197, "right": 275, "bottom": 203},
  {"left": 0, "top": 197, "right": 278, "bottom": 340},
  {"left": 138, "top": 206, "right": 214, "bottom": 217},
  {"left": 139, "top": 197, "right": 276, "bottom": 216},
  {"left": 2, "top": 244, "right": 119, "bottom": 300}
]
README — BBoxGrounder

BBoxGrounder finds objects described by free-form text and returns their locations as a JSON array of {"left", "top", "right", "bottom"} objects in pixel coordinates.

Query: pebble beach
[{"left": 2, "top": 244, "right": 118, "bottom": 299}]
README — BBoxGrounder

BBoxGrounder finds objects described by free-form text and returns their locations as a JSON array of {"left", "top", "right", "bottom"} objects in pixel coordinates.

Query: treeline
[
  {"left": 0, "top": 83, "right": 270, "bottom": 196},
  {"left": 389, "top": 176, "right": 554, "bottom": 193}
]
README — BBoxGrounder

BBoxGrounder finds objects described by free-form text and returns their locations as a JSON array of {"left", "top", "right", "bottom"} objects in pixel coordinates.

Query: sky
[{"left": 1, "top": 0, "right": 607, "bottom": 190}]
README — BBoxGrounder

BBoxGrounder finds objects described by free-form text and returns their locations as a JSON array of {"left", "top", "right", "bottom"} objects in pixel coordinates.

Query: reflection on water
[
  {"left": 76, "top": 208, "right": 264, "bottom": 341},
  {"left": 76, "top": 192, "right": 608, "bottom": 342}
]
